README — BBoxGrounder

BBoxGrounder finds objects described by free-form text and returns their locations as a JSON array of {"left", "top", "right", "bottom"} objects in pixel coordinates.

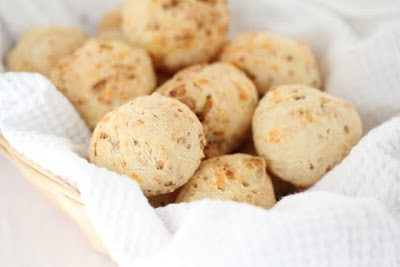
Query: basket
[{"left": 0, "top": 133, "right": 108, "bottom": 255}]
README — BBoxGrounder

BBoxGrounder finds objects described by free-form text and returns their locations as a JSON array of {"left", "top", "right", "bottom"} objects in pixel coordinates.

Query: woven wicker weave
[{"left": 0, "top": 134, "right": 107, "bottom": 255}]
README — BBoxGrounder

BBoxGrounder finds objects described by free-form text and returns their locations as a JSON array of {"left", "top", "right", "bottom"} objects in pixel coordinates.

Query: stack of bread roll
[{"left": 5, "top": 0, "right": 362, "bottom": 209}]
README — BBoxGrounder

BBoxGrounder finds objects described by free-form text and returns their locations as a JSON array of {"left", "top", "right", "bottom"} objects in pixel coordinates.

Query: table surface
[{"left": 0, "top": 153, "right": 115, "bottom": 267}]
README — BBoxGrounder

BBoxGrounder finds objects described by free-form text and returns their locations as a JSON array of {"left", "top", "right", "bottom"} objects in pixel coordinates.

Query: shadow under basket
[{"left": 0, "top": 134, "right": 108, "bottom": 255}]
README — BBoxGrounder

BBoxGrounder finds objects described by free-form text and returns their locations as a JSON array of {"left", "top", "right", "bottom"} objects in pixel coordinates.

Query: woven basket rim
[
  {"left": 0, "top": 133, "right": 108, "bottom": 254},
  {"left": 0, "top": 133, "right": 82, "bottom": 204}
]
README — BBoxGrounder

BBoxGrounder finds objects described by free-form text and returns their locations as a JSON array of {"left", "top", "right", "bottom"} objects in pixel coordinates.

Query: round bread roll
[
  {"left": 156, "top": 63, "right": 258, "bottom": 158},
  {"left": 219, "top": 31, "right": 322, "bottom": 96},
  {"left": 98, "top": 30, "right": 124, "bottom": 42},
  {"left": 89, "top": 93, "right": 206, "bottom": 196},
  {"left": 176, "top": 153, "right": 276, "bottom": 209},
  {"left": 253, "top": 84, "right": 362, "bottom": 187},
  {"left": 50, "top": 38, "right": 156, "bottom": 129},
  {"left": 97, "top": 6, "right": 124, "bottom": 41},
  {"left": 121, "top": 0, "right": 229, "bottom": 72},
  {"left": 5, "top": 25, "right": 87, "bottom": 77}
]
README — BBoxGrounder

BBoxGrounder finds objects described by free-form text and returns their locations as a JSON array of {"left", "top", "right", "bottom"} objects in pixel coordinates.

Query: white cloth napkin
[{"left": 1, "top": 0, "right": 400, "bottom": 266}]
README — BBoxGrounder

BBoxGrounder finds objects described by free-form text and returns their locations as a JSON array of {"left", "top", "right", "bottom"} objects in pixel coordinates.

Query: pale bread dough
[
  {"left": 97, "top": 6, "right": 125, "bottom": 42},
  {"left": 157, "top": 63, "right": 258, "bottom": 158},
  {"left": 6, "top": 25, "right": 87, "bottom": 77},
  {"left": 253, "top": 84, "right": 362, "bottom": 187},
  {"left": 89, "top": 93, "right": 206, "bottom": 196}
]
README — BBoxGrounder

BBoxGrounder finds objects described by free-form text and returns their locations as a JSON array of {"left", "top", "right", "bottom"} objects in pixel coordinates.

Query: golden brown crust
[
  {"left": 121, "top": 0, "right": 229, "bottom": 72},
  {"left": 219, "top": 31, "right": 322, "bottom": 96},
  {"left": 157, "top": 63, "right": 258, "bottom": 158},
  {"left": 176, "top": 153, "right": 276, "bottom": 209},
  {"left": 50, "top": 38, "right": 156, "bottom": 129}
]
